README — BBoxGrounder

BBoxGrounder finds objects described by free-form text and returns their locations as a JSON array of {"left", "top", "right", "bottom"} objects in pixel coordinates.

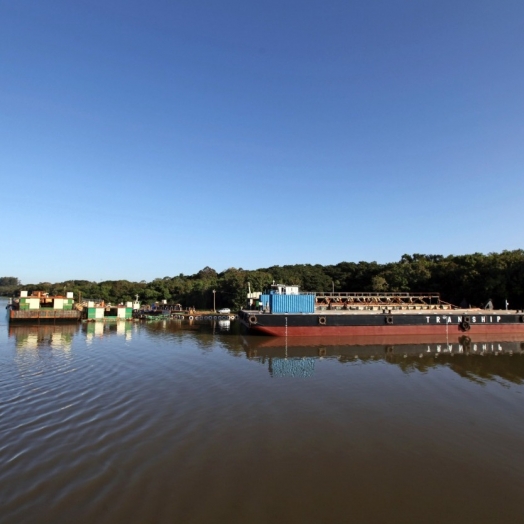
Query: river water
[{"left": 1, "top": 297, "right": 524, "bottom": 524}]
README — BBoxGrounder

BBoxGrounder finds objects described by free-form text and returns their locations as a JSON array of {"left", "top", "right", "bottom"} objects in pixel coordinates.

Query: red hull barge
[
  {"left": 240, "top": 286, "right": 524, "bottom": 337},
  {"left": 241, "top": 319, "right": 524, "bottom": 337}
]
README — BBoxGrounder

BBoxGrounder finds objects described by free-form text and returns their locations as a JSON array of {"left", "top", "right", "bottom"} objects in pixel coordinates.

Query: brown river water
[{"left": 1, "top": 298, "right": 524, "bottom": 524}]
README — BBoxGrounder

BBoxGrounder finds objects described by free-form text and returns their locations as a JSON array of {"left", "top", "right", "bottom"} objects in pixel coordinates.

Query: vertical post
[{"left": 213, "top": 289, "right": 216, "bottom": 312}]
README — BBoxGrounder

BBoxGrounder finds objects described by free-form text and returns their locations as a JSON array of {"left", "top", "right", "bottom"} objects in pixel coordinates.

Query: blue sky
[{"left": 2, "top": 0, "right": 523, "bottom": 283}]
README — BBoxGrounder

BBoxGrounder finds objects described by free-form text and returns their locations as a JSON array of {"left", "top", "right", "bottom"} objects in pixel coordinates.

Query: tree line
[{"left": 2, "top": 250, "right": 524, "bottom": 310}]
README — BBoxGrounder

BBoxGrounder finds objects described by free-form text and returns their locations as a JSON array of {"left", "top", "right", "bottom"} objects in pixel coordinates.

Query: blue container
[
  {"left": 270, "top": 294, "right": 315, "bottom": 314},
  {"left": 260, "top": 294, "right": 270, "bottom": 310}
]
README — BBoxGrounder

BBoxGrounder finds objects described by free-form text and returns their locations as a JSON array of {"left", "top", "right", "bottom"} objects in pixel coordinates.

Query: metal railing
[{"left": 313, "top": 292, "right": 455, "bottom": 309}]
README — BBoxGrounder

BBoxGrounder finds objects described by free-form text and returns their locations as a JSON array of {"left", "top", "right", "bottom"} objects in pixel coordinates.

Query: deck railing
[{"left": 313, "top": 292, "right": 454, "bottom": 309}]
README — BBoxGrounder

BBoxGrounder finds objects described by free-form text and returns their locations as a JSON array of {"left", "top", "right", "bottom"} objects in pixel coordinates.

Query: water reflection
[
  {"left": 241, "top": 334, "right": 524, "bottom": 384},
  {"left": 269, "top": 357, "right": 316, "bottom": 378},
  {"left": 3, "top": 312, "right": 524, "bottom": 524},
  {"left": 7, "top": 321, "right": 524, "bottom": 385},
  {"left": 217, "top": 319, "right": 230, "bottom": 331},
  {"left": 8, "top": 324, "right": 79, "bottom": 352},
  {"left": 83, "top": 320, "right": 135, "bottom": 342},
  {"left": 141, "top": 318, "right": 244, "bottom": 351}
]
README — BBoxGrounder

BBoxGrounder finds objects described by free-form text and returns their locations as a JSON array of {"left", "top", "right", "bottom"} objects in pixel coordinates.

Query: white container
[
  {"left": 27, "top": 298, "right": 40, "bottom": 309},
  {"left": 54, "top": 298, "right": 64, "bottom": 310}
]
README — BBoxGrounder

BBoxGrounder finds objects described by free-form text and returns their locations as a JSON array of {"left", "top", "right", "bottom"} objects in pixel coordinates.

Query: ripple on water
[{"left": 2, "top": 321, "right": 524, "bottom": 524}]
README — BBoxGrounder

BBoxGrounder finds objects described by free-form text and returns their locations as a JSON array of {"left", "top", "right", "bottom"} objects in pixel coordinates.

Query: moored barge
[
  {"left": 239, "top": 284, "right": 524, "bottom": 337},
  {"left": 8, "top": 291, "right": 81, "bottom": 323}
]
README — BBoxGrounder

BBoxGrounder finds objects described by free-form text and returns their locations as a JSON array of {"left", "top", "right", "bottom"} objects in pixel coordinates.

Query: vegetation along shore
[{"left": 2, "top": 250, "right": 523, "bottom": 311}]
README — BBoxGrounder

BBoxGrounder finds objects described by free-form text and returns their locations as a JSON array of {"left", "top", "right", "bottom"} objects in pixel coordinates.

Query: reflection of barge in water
[
  {"left": 8, "top": 323, "right": 80, "bottom": 339},
  {"left": 8, "top": 324, "right": 80, "bottom": 350},
  {"left": 240, "top": 284, "right": 524, "bottom": 337},
  {"left": 241, "top": 334, "right": 524, "bottom": 359},
  {"left": 242, "top": 334, "right": 524, "bottom": 380}
]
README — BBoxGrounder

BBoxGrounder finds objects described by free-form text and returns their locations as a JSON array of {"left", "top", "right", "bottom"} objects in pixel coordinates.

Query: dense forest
[{"left": 2, "top": 250, "right": 524, "bottom": 310}]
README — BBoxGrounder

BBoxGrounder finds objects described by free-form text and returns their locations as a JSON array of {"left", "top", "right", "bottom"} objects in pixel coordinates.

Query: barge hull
[
  {"left": 248, "top": 324, "right": 524, "bottom": 336},
  {"left": 9, "top": 310, "right": 81, "bottom": 323},
  {"left": 240, "top": 311, "right": 524, "bottom": 337}
]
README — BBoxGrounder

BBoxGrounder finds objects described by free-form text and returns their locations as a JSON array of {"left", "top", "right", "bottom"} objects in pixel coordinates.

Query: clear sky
[{"left": 2, "top": 0, "right": 523, "bottom": 283}]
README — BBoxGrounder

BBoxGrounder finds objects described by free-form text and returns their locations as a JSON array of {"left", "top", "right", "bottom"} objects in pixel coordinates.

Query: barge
[
  {"left": 8, "top": 291, "right": 81, "bottom": 323},
  {"left": 84, "top": 302, "right": 133, "bottom": 322},
  {"left": 239, "top": 284, "right": 524, "bottom": 337}
]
